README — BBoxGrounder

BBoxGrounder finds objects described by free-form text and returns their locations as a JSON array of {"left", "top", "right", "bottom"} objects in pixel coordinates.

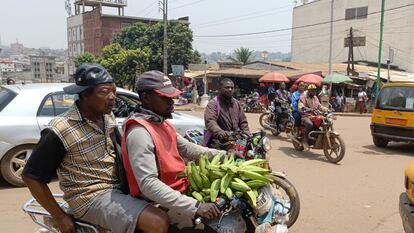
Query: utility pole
[
  {"left": 328, "top": 0, "right": 334, "bottom": 75},
  {"left": 161, "top": 0, "right": 168, "bottom": 75},
  {"left": 346, "top": 27, "right": 355, "bottom": 76},
  {"left": 376, "top": 0, "right": 386, "bottom": 96},
  {"left": 328, "top": 0, "right": 334, "bottom": 94}
]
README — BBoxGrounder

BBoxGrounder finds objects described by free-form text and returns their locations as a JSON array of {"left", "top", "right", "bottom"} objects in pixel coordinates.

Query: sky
[{"left": 0, "top": 0, "right": 295, "bottom": 54}]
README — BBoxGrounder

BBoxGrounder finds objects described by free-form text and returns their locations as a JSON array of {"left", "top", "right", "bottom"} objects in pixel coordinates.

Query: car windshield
[
  {"left": 377, "top": 86, "right": 414, "bottom": 111},
  {"left": 0, "top": 87, "right": 17, "bottom": 112}
]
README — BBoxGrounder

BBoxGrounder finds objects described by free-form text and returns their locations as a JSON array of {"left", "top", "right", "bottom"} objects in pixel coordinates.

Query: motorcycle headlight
[{"left": 261, "top": 137, "right": 272, "bottom": 152}]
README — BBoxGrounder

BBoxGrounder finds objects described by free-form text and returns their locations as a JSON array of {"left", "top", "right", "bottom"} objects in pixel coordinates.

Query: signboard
[
  {"left": 344, "top": 37, "right": 366, "bottom": 47},
  {"left": 171, "top": 65, "right": 184, "bottom": 76}
]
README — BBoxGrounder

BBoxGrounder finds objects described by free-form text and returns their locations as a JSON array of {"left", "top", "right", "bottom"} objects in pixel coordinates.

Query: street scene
[
  {"left": 1, "top": 0, "right": 414, "bottom": 233},
  {"left": 0, "top": 113, "right": 411, "bottom": 233}
]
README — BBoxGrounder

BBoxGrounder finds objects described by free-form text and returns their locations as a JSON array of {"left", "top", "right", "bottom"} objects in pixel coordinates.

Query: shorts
[{"left": 80, "top": 189, "right": 149, "bottom": 233}]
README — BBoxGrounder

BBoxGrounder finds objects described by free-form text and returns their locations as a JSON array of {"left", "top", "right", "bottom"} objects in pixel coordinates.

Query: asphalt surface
[{"left": 1, "top": 112, "right": 412, "bottom": 233}]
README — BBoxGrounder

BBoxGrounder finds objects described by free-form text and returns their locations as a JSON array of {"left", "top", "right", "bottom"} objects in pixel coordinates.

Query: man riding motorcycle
[
  {"left": 204, "top": 78, "right": 250, "bottom": 150},
  {"left": 273, "top": 83, "right": 291, "bottom": 127},
  {"left": 298, "top": 84, "right": 328, "bottom": 150},
  {"left": 122, "top": 71, "right": 227, "bottom": 232},
  {"left": 291, "top": 81, "right": 306, "bottom": 128}
]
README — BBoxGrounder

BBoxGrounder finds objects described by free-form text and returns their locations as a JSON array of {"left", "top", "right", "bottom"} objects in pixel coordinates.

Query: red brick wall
[
  {"left": 83, "top": 7, "right": 160, "bottom": 57},
  {"left": 83, "top": 7, "right": 103, "bottom": 56}
]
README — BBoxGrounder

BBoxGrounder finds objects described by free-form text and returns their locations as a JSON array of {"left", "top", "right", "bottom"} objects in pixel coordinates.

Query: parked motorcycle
[
  {"left": 192, "top": 129, "right": 300, "bottom": 231},
  {"left": 288, "top": 109, "right": 345, "bottom": 163},
  {"left": 259, "top": 101, "right": 294, "bottom": 136},
  {"left": 242, "top": 94, "right": 265, "bottom": 113}
]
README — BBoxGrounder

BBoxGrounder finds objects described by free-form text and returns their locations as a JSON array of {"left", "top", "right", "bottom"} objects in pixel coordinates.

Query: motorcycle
[
  {"left": 259, "top": 100, "right": 294, "bottom": 136},
  {"left": 23, "top": 130, "right": 299, "bottom": 233},
  {"left": 188, "top": 129, "right": 300, "bottom": 232},
  {"left": 242, "top": 94, "right": 265, "bottom": 113},
  {"left": 288, "top": 109, "right": 345, "bottom": 163}
]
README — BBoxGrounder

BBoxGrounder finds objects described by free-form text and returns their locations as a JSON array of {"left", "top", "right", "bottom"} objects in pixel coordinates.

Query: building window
[{"left": 345, "top": 7, "right": 368, "bottom": 20}]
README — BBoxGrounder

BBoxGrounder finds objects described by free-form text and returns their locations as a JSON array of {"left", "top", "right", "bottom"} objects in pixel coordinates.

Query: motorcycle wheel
[
  {"left": 323, "top": 134, "right": 345, "bottom": 163},
  {"left": 269, "top": 175, "right": 300, "bottom": 228},
  {"left": 259, "top": 113, "right": 271, "bottom": 129},
  {"left": 292, "top": 139, "right": 304, "bottom": 151},
  {"left": 271, "top": 128, "right": 280, "bottom": 136}
]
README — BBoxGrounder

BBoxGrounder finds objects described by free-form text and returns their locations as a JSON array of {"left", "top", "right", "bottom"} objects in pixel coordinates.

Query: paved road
[{"left": 0, "top": 112, "right": 412, "bottom": 232}]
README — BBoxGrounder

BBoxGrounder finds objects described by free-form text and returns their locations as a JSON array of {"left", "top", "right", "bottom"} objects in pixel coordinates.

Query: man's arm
[
  {"left": 126, "top": 126, "right": 199, "bottom": 217},
  {"left": 176, "top": 133, "right": 226, "bottom": 161},
  {"left": 204, "top": 100, "right": 224, "bottom": 136},
  {"left": 23, "top": 176, "right": 75, "bottom": 233},
  {"left": 22, "top": 128, "right": 75, "bottom": 233}
]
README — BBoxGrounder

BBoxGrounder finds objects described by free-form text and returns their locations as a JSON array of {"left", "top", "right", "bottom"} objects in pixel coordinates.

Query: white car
[{"left": 0, "top": 83, "right": 204, "bottom": 186}]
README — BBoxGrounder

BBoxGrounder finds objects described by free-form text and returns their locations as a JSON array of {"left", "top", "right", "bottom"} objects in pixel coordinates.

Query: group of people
[{"left": 23, "top": 64, "right": 233, "bottom": 233}]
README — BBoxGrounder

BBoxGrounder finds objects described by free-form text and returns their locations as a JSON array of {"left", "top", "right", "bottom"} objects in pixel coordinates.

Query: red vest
[{"left": 121, "top": 118, "right": 188, "bottom": 197}]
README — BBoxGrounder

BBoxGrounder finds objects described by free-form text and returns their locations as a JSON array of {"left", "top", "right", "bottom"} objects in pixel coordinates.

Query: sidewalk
[{"left": 174, "top": 103, "right": 372, "bottom": 117}]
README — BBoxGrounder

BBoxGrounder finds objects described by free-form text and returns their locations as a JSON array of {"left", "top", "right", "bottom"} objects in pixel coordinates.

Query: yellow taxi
[
  {"left": 370, "top": 82, "right": 414, "bottom": 147},
  {"left": 400, "top": 163, "right": 414, "bottom": 233}
]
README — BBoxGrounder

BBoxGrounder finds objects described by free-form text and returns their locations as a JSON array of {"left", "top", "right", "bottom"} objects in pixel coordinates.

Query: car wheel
[
  {"left": 373, "top": 136, "right": 388, "bottom": 148},
  {"left": 1, "top": 144, "right": 34, "bottom": 187}
]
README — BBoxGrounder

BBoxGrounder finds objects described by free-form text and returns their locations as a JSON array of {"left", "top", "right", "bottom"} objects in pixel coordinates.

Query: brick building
[{"left": 67, "top": 0, "right": 189, "bottom": 74}]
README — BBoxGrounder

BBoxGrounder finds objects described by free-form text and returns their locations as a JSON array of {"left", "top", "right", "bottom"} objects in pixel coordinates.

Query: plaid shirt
[{"left": 48, "top": 103, "right": 119, "bottom": 218}]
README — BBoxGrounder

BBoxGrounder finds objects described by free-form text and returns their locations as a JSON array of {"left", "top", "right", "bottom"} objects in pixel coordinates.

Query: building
[
  {"left": 291, "top": 0, "right": 414, "bottom": 72},
  {"left": 10, "top": 39, "right": 24, "bottom": 55},
  {"left": 0, "top": 60, "right": 15, "bottom": 73},
  {"left": 30, "top": 55, "right": 56, "bottom": 82},
  {"left": 66, "top": 0, "right": 189, "bottom": 74}
]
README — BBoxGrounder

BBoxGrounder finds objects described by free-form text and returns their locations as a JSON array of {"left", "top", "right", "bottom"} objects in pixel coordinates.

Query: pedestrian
[
  {"left": 22, "top": 64, "right": 168, "bottom": 233},
  {"left": 267, "top": 84, "right": 276, "bottom": 103},
  {"left": 336, "top": 93, "right": 344, "bottom": 112},
  {"left": 357, "top": 87, "right": 368, "bottom": 114}
]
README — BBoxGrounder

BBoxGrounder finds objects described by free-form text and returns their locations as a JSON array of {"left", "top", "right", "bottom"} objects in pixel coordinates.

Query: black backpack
[{"left": 111, "top": 127, "right": 130, "bottom": 195}]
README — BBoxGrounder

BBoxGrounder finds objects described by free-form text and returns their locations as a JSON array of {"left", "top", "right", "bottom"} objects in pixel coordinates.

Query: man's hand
[
  {"left": 196, "top": 203, "right": 220, "bottom": 220},
  {"left": 217, "top": 131, "right": 229, "bottom": 140},
  {"left": 54, "top": 213, "right": 76, "bottom": 233}
]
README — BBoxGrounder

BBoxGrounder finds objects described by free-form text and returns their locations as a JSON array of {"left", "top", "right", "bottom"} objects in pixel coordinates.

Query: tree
[
  {"left": 228, "top": 47, "right": 254, "bottom": 65},
  {"left": 113, "top": 21, "right": 198, "bottom": 72},
  {"left": 99, "top": 43, "right": 151, "bottom": 89},
  {"left": 189, "top": 50, "right": 202, "bottom": 64},
  {"left": 73, "top": 52, "right": 97, "bottom": 68}
]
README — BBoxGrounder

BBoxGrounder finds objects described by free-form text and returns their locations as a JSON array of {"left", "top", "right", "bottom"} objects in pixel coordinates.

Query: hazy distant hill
[{"left": 201, "top": 51, "right": 291, "bottom": 64}]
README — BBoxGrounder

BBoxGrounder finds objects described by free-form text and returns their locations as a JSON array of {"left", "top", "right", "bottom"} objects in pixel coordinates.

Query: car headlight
[{"left": 261, "top": 137, "right": 272, "bottom": 152}]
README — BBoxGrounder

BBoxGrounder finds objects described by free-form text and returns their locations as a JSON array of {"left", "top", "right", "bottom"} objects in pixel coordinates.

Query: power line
[
  {"left": 193, "top": 4, "right": 294, "bottom": 28},
  {"left": 170, "top": 0, "right": 206, "bottom": 11},
  {"left": 194, "top": 3, "right": 414, "bottom": 38}
]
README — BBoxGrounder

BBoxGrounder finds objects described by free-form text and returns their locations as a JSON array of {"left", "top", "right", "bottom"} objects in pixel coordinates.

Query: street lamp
[{"left": 0, "top": 47, "right": 2, "bottom": 85}]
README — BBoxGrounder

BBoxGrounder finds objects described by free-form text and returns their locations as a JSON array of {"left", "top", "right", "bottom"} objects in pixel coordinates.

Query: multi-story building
[
  {"left": 10, "top": 39, "right": 24, "bottom": 55},
  {"left": 0, "top": 60, "right": 15, "bottom": 73},
  {"left": 30, "top": 56, "right": 56, "bottom": 82},
  {"left": 66, "top": 0, "right": 189, "bottom": 74},
  {"left": 291, "top": 0, "right": 414, "bottom": 72}
]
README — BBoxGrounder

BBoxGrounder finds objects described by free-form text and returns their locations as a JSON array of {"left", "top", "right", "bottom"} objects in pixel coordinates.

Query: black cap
[
  {"left": 135, "top": 70, "right": 181, "bottom": 97},
  {"left": 64, "top": 64, "right": 114, "bottom": 94}
]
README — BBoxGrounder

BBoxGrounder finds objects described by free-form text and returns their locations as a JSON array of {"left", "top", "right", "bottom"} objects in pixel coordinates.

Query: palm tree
[{"left": 228, "top": 47, "right": 254, "bottom": 65}]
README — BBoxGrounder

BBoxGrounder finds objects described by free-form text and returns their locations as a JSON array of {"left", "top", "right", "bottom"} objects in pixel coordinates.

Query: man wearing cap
[
  {"left": 122, "top": 70, "right": 225, "bottom": 230},
  {"left": 204, "top": 78, "right": 249, "bottom": 149},
  {"left": 298, "top": 84, "right": 327, "bottom": 149},
  {"left": 23, "top": 64, "right": 168, "bottom": 233}
]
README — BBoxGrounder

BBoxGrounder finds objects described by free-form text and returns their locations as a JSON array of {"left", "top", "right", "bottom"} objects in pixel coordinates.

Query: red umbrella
[
  {"left": 296, "top": 74, "right": 323, "bottom": 86},
  {"left": 259, "top": 72, "right": 289, "bottom": 83}
]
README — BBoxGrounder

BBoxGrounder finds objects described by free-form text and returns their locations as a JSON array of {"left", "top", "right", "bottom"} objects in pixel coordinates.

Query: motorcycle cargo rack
[{"left": 22, "top": 194, "right": 105, "bottom": 233}]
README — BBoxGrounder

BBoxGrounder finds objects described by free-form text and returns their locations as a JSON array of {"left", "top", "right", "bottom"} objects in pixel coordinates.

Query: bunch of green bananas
[{"left": 186, "top": 153, "right": 272, "bottom": 208}]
